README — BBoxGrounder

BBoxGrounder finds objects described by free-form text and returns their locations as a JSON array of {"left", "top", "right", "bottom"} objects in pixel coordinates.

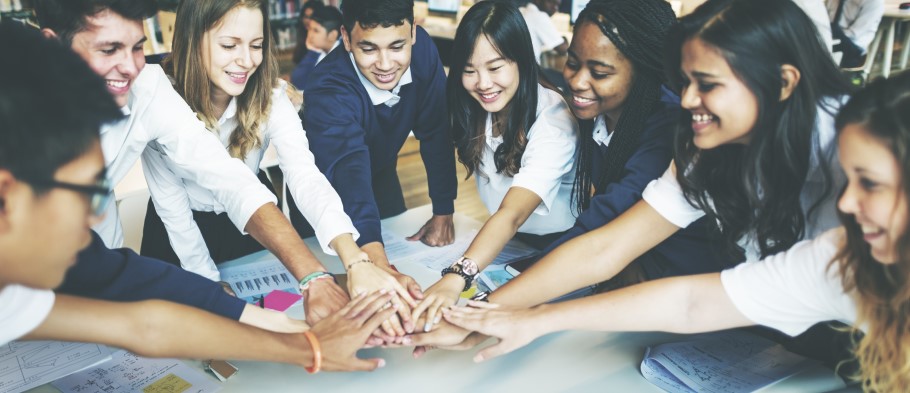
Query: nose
[
  {"left": 566, "top": 68, "right": 589, "bottom": 94},
  {"left": 116, "top": 49, "right": 142, "bottom": 79},
  {"left": 837, "top": 183, "right": 859, "bottom": 215},
  {"left": 236, "top": 47, "right": 253, "bottom": 68},
  {"left": 378, "top": 50, "right": 392, "bottom": 71},
  {"left": 680, "top": 84, "right": 701, "bottom": 110},
  {"left": 476, "top": 70, "right": 493, "bottom": 90}
]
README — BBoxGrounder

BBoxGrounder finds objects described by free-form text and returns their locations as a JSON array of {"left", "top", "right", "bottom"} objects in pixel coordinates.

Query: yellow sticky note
[{"left": 143, "top": 373, "right": 191, "bottom": 393}]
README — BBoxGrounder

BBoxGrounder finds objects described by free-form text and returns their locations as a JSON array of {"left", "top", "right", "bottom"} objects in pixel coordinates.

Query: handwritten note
[
  {"left": 0, "top": 341, "right": 111, "bottom": 393},
  {"left": 52, "top": 350, "right": 221, "bottom": 393},
  {"left": 641, "top": 330, "right": 817, "bottom": 393}
]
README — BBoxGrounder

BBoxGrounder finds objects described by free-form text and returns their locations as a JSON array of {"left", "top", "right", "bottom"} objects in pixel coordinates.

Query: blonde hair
[
  {"left": 831, "top": 72, "right": 910, "bottom": 392},
  {"left": 166, "top": 0, "right": 278, "bottom": 160}
]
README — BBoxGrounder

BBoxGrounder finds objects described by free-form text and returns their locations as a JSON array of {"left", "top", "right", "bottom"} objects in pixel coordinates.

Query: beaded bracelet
[
  {"left": 298, "top": 271, "right": 335, "bottom": 292},
  {"left": 303, "top": 331, "right": 321, "bottom": 374},
  {"left": 345, "top": 258, "right": 373, "bottom": 270}
]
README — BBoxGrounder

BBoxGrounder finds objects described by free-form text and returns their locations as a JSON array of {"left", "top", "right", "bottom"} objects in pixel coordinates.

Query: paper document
[
  {"left": 382, "top": 228, "right": 537, "bottom": 271},
  {"left": 0, "top": 341, "right": 111, "bottom": 393},
  {"left": 640, "top": 330, "right": 818, "bottom": 393},
  {"left": 52, "top": 350, "right": 221, "bottom": 393},
  {"left": 219, "top": 258, "right": 301, "bottom": 304}
]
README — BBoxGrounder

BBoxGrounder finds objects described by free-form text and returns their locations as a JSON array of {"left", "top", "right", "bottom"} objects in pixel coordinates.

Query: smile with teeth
[
  {"left": 226, "top": 71, "right": 247, "bottom": 83},
  {"left": 106, "top": 80, "right": 128, "bottom": 89},
  {"left": 572, "top": 95, "right": 596, "bottom": 106},
  {"left": 477, "top": 91, "right": 501, "bottom": 103},
  {"left": 861, "top": 224, "right": 884, "bottom": 236},
  {"left": 692, "top": 113, "right": 715, "bottom": 123},
  {"left": 374, "top": 72, "right": 395, "bottom": 83}
]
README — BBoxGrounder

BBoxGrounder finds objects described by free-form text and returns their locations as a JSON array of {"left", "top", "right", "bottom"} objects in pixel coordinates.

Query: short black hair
[
  {"left": 341, "top": 0, "right": 413, "bottom": 36},
  {"left": 0, "top": 22, "right": 122, "bottom": 190},
  {"left": 31, "top": 0, "right": 157, "bottom": 46},
  {"left": 311, "top": 4, "right": 342, "bottom": 34}
]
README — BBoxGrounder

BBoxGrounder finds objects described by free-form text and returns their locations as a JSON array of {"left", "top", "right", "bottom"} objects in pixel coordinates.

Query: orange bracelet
[{"left": 303, "top": 331, "right": 321, "bottom": 374}]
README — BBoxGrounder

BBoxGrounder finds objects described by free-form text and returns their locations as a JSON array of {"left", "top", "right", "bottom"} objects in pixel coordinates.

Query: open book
[{"left": 641, "top": 330, "right": 823, "bottom": 393}]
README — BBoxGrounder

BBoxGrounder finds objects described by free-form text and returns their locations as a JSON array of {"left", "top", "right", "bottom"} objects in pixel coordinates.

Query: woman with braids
[
  {"left": 140, "top": 0, "right": 421, "bottom": 339},
  {"left": 409, "top": 0, "right": 579, "bottom": 332},
  {"left": 445, "top": 69, "right": 910, "bottom": 393},
  {"left": 407, "top": 0, "right": 853, "bottom": 351}
]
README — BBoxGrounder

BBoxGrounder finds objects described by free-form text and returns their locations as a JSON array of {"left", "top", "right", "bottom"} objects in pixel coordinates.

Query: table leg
[
  {"left": 883, "top": 18, "right": 896, "bottom": 78},
  {"left": 864, "top": 21, "right": 884, "bottom": 78}
]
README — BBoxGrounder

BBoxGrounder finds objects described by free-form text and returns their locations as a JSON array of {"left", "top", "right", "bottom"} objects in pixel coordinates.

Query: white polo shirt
[
  {"left": 0, "top": 285, "right": 55, "bottom": 345},
  {"left": 142, "top": 81, "right": 358, "bottom": 280},
  {"left": 642, "top": 101, "right": 844, "bottom": 260},
  {"left": 720, "top": 228, "right": 858, "bottom": 336},
  {"left": 92, "top": 65, "right": 277, "bottom": 249},
  {"left": 519, "top": 2, "right": 565, "bottom": 63},
  {"left": 475, "top": 84, "right": 579, "bottom": 236}
]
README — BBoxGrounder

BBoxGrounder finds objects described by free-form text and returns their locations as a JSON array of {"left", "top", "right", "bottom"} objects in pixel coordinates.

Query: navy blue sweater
[
  {"left": 290, "top": 49, "right": 319, "bottom": 90},
  {"left": 545, "top": 86, "right": 731, "bottom": 278},
  {"left": 303, "top": 27, "right": 457, "bottom": 246},
  {"left": 58, "top": 231, "right": 245, "bottom": 320}
]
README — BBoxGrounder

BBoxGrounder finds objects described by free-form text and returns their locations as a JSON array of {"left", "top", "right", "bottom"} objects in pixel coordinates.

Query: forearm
[
  {"left": 238, "top": 304, "right": 310, "bottom": 333},
  {"left": 330, "top": 234, "right": 370, "bottom": 269},
  {"left": 245, "top": 203, "right": 326, "bottom": 279},
  {"left": 28, "top": 296, "right": 313, "bottom": 367},
  {"left": 536, "top": 273, "right": 749, "bottom": 335},
  {"left": 492, "top": 201, "right": 679, "bottom": 307},
  {"left": 361, "top": 241, "right": 391, "bottom": 268},
  {"left": 464, "top": 209, "right": 527, "bottom": 271}
]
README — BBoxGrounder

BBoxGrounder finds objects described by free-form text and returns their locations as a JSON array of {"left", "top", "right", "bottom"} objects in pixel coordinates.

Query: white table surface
[{"left": 30, "top": 205, "right": 853, "bottom": 393}]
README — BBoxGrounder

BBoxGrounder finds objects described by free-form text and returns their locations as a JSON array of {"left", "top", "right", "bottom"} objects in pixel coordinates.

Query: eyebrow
[
  {"left": 690, "top": 70, "right": 718, "bottom": 79},
  {"left": 218, "top": 35, "right": 264, "bottom": 41},
  {"left": 467, "top": 57, "right": 506, "bottom": 68},
  {"left": 357, "top": 39, "right": 406, "bottom": 47},
  {"left": 567, "top": 49, "right": 615, "bottom": 70}
]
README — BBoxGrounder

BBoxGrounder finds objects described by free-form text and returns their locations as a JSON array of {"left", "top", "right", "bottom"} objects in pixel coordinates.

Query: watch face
[{"left": 461, "top": 259, "right": 479, "bottom": 275}]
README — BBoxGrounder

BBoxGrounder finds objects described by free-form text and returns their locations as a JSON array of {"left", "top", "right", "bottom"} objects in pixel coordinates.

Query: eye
[
  {"left": 132, "top": 44, "right": 143, "bottom": 52},
  {"left": 463, "top": 69, "right": 476, "bottom": 75},
  {"left": 361, "top": 47, "right": 375, "bottom": 53},
  {"left": 697, "top": 82, "right": 717, "bottom": 93},
  {"left": 489, "top": 66, "right": 502, "bottom": 72},
  {"left": 251, "top": 44, "right": 263, "bottom": 50},
  {"left": 565, "top": 60, "right": 579, "bottom": 70},
  {"left": 100, "top": 47, "right": 117, "bottom": 55},
  {"left": 859, "top": 177, "right": 879, "bottom": 191},
  {"left": 591, "top": 71, "right": 608, "bottom": 79},
  {"left": 220, "top": 44, "right": 236, "bottom": 50},
  {"left": 391, "top": 45, "right": 404, "bottom": 51}
]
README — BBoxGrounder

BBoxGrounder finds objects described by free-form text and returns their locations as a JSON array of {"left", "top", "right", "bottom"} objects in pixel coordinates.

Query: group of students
[{"left": 1, "top": 0, "right": 909, "bottom": 390}]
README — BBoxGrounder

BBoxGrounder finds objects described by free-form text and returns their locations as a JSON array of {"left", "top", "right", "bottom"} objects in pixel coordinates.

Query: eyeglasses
[{"left": 28, "top": 177, "right": 113, "bottom": 217}]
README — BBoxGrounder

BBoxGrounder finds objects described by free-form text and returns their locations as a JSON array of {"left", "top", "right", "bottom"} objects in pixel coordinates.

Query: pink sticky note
[{"left": 263, "top": 290, "right": 303, "bottom": 312}]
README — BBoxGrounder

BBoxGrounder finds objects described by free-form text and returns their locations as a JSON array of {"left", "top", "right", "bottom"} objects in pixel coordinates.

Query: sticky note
[
  {"left": 143, "top": 373, "right": 191, "bottom": 393},
  {"left": 263, "top": 290, "right": 302, "bottom": 311}
]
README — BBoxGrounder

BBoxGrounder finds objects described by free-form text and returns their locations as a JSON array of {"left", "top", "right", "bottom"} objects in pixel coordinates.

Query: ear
[
  {"left": 41, "top": 28, "right": 59, "bottom": 41},
  {"left": 0, "top": 169, "right": 19, "bottom": 234},
  {"left": 410, "top": 21, "right": 417, "bottom": 45},
  {"left": 341, "top": 25, "right": 352, "bottom": 52},
  {"left": 779, "top": 64, "right": 801, "bottom": 102}
]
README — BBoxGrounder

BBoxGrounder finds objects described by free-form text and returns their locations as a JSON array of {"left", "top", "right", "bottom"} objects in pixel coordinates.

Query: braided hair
[{"left": 570, "top": 0, "right": 677, "bottom": 213}]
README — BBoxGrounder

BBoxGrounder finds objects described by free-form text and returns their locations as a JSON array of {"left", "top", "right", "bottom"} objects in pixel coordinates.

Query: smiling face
[
  {"left": 838, "top": 124, "right": 908, "bottom": 264},
  {"left": 203, "top": 6, "right": 264, "bottom": 111},
  {"left": 67, "top": 9, "right": 147, "bottom": 107},
  {"left": 0, "top": 142, "right": 105, "bottom": 289},
  {"left": 461, "top": 34, "right": 519, "bottom": 115},
  {"left": 679, "top": 38, "right": 758, "bottom": 149},
  {"left": 563, "top": 20, "right": 634, "bottom": 128},
  {"left": 342, "top": 21, "right": 415, "bottom": 91}
]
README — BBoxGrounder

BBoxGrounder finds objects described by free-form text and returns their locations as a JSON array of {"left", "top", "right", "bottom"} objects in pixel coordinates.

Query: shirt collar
[
  {"left": 349, "top": 52, "right": 413, "bottom": 107},
  {"left": 218, "top": 97, "right": 238, "bottom": 125},
  {"left": 592, "top": 115, "right": 614, "bottom": 147}
]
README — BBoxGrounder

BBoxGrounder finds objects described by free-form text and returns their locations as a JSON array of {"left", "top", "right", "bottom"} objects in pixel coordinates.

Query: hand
[
  {"left": 442, "top": 301, "right": 548, "bottom": 362},
  {"left": 382, "top": 265, "right": 425, "bottom": 301},
  {"left": 410, "top": 275, "right": 463, "bottom": 332},
  {"left": 218, "top": 281, "right": 237, "bottom": 297},
  {"left": 308, "top": 290, "right": 399, "bottom": 371},
  {"left": 407, "top": 214, "right": 454, "bottom": 246},
  {"left": 406, "top": 319, "right": 475, "bottom": 358},
  {"left": 347, "top": 262, "right": 418, "bottom": 336},
  {"left": 303, "top": 277, "right": 349, "bottom": 324}
]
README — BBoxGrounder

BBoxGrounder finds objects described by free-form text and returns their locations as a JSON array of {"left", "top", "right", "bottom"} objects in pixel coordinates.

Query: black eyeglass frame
[{"left": 26, "top": 177, "right": 113, "bottom": 216}]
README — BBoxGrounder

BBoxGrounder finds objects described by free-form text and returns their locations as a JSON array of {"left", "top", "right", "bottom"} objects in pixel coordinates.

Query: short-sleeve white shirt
[
  {"left": 92, "top": 65, "right": 277, "bottom": 249},
  {"left": 0, "top": 285, "right": 55, "bottom": 345},
  {"left": 826, "top": 0, "right": 885, "bottom": 51},
  {"left": 720, "top": 228, "right": 858, "bottom": 336},
  {"left": 642, "top": 101, "right": 844, "bottom": 260},
  {"left": 519, "top": 3, "right": 566, "bottom": 63},
  {"left": 142, "top": 81, "right": 357, "bottom": 280},
  {"left": 475, "top": 85, "right": 579, "bottom": 236}
]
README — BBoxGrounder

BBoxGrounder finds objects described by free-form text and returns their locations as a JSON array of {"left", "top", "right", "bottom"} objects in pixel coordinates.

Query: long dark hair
[
  {"left": 666, "top": 0, "right": 854, "bottom": 259},
  {"left": 449, "top": 0, "right": 542, "bottom": 178},
  {"left": 569, "top": 0, "right": 677, "bottom": 214},
  {"left": 832, "top": 72, "right": 910, "bottom": 391}
]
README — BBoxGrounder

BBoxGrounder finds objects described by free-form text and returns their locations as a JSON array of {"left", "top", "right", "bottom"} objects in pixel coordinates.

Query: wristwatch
[{"left": 441, "top": 256, "right": 480, "bottom": 292}]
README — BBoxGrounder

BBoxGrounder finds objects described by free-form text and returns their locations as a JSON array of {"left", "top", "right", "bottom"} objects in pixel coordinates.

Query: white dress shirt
[
  {"left": 519, "top": 2, "right": 566, "bottom": 63},
  {"left": 350, "top": 53, "right": 413, "bottom": 107},
  {"left": 142, "top": 81, "right": 358, "bottom": 280},
  {"left": 93, "top": 64, "right": 277, "bottom": 250},
  {"left": 0, "top": 285, "right": 55, "bottom": 345},
  {"left": 721, "top": 228, "right": 859, "bottom": 336},
  {"left": 475, "top": 85, "right": 579, "bottom": 236},
  {"left": 642, "top": 100, "right": 845, "bottom": 261},
  {"left": 826, "top": 0, "right": 885, "bottom": 52}
]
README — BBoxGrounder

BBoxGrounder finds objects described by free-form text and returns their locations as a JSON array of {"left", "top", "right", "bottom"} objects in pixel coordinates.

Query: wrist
[
  {"left": 529, "top": 303, "right": 559, "bottom": 336},
  {"left": 344, "top": 257, "right": 373, "bottom": 271},
  {"left": 299, "top": 271, "right": 335, "bottom": 296}
]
